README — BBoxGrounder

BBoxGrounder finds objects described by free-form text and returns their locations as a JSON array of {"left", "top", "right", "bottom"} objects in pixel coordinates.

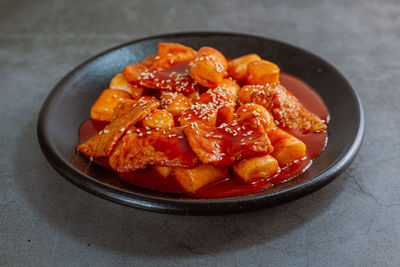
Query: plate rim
[{"left": 37, "top": 31, "right": 365, "bottom": 215}]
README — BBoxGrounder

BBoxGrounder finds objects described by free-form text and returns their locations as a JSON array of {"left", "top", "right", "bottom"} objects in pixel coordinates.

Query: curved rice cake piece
[
  {"left": 228, "top": 54, "right": 261, "bottom": 84},
  {"left": 189, "top": 47, "right": 228, "bottom": 88},
  {"left": 198, "top": 79, "right": 240, "bottom": 125},
  {"left": 268, "top": 128, "right": 306, "bottom": 166},
  {"left": 233, "top": 155, "right": 279, "bottom": 182},
  {"left": 174, "top": 164, "right": 229, "bottom": 193},
  {"left": 246, "top": 59, "right": 280, "bottom": 85},
  {"left": 90, "top": 89, "right": 132, "bottom": 122},
  {"left": 235, "top": 103, "right": 276, "bottom": 132},
  {"left": 76, "top": 97, "right": 159, "bottom": 158}
]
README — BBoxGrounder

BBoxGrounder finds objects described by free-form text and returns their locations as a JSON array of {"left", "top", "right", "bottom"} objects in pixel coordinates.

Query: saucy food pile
[{"left": 76, "top": 42, "right": 328, "bottom": 198}]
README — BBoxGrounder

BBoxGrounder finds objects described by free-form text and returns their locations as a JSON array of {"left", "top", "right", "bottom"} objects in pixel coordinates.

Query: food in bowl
[{"left": 76, "top": 42, "right": 328, "bottom": 198}]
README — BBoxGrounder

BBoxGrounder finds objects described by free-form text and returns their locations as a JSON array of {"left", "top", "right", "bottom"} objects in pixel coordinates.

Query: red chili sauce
[{"left": 78, "top": 73, "right": 328, "bottom": 198}]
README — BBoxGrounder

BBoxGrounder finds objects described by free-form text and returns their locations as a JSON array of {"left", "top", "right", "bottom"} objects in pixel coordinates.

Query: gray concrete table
[{"left": 1, "top": 0, "right": 399, "bottom": 266}]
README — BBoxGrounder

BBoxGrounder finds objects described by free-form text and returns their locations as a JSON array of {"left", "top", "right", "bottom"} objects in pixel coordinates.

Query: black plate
[{"left": 37, "top": 32, "right": 364, "bottom": 215}]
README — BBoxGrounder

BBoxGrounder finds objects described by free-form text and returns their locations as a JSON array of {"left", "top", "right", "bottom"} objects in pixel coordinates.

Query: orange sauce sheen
[{"left": 78, "top": 72, "right": 328, "bottom": 198}]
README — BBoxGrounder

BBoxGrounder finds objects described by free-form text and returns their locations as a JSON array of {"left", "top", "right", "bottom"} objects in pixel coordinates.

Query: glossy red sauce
[
  {"left": 190, "top": 158, "right": 311, "bottom": 198},
  {"left": 138, "top": 60, "right": 198, "bottom": 95},
  {"left": 280, "top": 73, "right": 329, "bottom": 124},
  {"left": 78, "top": 72, "right": 328, "bottom": 198},
  {"left": 158, "top": 60, "right": 190, "bottom": 78}
]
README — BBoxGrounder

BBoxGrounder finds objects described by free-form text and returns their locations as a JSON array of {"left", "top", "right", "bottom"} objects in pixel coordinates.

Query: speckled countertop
[{"left": 1, "top": 0, "right": 399, "bottom": 265}]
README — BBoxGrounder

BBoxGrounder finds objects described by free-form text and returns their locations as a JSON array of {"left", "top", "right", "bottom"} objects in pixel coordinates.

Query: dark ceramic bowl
[{"left": 37, "top": 32, "right": 364, "bottom": 215}]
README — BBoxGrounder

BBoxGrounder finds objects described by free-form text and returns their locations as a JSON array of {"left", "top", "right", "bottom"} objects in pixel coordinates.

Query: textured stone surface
[{"left": 1, "top": 0, "right": 399, "bottom": 265}]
